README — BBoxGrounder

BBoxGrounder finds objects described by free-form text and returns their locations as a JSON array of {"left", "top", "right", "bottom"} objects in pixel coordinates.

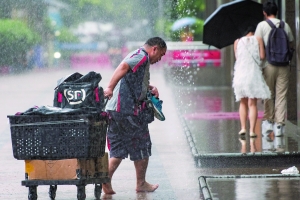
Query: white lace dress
[{"left": 232, "top": 36, "right": 271, "bottom": 102}]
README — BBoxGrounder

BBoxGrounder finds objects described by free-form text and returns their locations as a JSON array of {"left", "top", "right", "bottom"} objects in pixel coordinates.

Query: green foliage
[
  {"left": 43, "top": 17, "right": 55, "bottom": 38},
  {"left": 0, "top": 19, "right": 40, "bottom": 66},
  {"left": 62, "top": 0, "right": 146, "bottom": 27},
  {"left": 55, "top": 28, "right": 79, "bottom": 60},
  {"left": 167, "top": 0, "right": 206, "bottom": 41},
  {"left": 61, "top": 0, "right": 160, "bottom": 40},
  {"left": 175, "top": 0, "right": 205, "bottom": 18},
  {"left": 193, "top": 19, "right": 204, "bottom": 41},
  {"left": 56, "top": 28, "right": 79, "bottom": 43}
]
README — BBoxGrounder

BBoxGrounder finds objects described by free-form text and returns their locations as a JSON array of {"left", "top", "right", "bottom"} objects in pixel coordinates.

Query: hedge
[{"left": 0, "top": 19, "right": 40, "bottom": 66}]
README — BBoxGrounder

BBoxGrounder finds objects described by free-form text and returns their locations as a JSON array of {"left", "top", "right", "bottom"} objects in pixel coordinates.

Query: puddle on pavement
[
  {"left": 205, "top": 177, "right": 300, "bottom": 200},
  {"left": 174, "top": 87, "right": 300, "bottom": 155},
  {"left": 188, "top": 119, "right": 299, "bottom": 154}
]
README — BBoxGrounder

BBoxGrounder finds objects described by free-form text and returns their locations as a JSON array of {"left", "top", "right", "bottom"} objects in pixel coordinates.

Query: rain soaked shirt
[{"left": 106, "top": 48, "right": 150, "bottom": 115}]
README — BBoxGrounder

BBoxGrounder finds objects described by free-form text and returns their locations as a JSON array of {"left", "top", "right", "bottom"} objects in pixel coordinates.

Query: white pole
[
  {"left": 295, "top": 0, "right": 300, "bottom": 129},
  {"left": 282, "top": 0, "right": 286, "bottom": 21}
]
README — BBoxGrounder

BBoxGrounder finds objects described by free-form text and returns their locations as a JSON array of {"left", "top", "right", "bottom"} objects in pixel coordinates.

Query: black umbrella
[{"left": 203, "top": 0, "right": 263, "bottom": 49}]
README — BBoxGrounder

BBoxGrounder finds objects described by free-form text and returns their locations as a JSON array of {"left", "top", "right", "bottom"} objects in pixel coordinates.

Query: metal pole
[
  {"left": 282, "top": 0, "right": 286, "bottom": 21},
  {"left": 296, "top": 0, "right": 300, "bottom": 128}
]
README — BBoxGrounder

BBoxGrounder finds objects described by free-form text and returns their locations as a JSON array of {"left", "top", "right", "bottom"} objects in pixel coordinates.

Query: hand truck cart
[
  {"left": 7, "top": 110, "right": 110, "bottom": 200},
  {"left": 22, "top": 174, "right": 110, "bottom": 200},
  {"left": 22, "top": 167, "right": 110, "bottom": 200}
]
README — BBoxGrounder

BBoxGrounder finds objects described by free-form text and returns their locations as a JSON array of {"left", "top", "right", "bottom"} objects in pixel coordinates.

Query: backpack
[
  {"left": 266, "top": 19, "right": 293, "bottom": 66},
  {"left": 53, "top": 71, "right": 105, "bottom": 111}
]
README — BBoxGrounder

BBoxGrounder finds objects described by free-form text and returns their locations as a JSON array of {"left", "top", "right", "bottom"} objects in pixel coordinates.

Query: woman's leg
[
  {"left": 239, "top": 98, "right": 248, "bottom": 133},
  {"left": 248, "top": 98, "right": 258, "bottom": 134}
]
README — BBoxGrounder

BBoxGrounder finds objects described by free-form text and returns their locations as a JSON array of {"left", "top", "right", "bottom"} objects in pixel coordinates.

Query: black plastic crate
[{"left": 7, "top": 113, "right": 107, "bottom": 160}]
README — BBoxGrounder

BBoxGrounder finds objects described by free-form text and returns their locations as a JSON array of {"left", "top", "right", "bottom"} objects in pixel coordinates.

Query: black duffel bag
[{"left": 53, "top": 71, "right": 105, "bottom": 111}]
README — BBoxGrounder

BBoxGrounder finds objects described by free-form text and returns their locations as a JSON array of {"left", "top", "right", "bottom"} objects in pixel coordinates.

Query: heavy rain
[{"left": 1, "top": 0, "right": 300, "bottom": 200}]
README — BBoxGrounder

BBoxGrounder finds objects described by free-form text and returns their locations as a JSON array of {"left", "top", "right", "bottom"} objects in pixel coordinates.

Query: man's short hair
[
  {"left": 145, "top": 37, "right": 167, "bottom": 49},
  {"left": 263, "top": 1, "right": 278, "bottom": 16}
]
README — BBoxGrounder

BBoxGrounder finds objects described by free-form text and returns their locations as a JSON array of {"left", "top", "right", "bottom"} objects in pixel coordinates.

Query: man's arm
[
  {"left": 254, "top": 22, "right": 264, "bottom": 42},
  {"left": 257, "top": 36, "right": 265, "bottom": 60},
  {"left": 104, "top": 62, "right": 130, "bottom": 99},
  {"left": 286, "top": 23, "right": 294, "bottom": 47}
]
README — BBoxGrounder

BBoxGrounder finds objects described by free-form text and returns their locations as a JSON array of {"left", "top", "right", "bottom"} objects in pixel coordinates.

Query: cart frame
[{"left": 22, "top": 172, "right": 110, "bottom": 200}]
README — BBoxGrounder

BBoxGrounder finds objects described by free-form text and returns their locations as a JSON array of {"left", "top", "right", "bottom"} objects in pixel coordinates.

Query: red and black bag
[{"left": 53, "top": 71, "right": 105, "bottom": 111}]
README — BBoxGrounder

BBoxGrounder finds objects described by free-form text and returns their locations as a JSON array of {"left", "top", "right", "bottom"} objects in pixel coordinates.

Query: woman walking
[{"left": 233, "top": 26, "right": 271, "bottom": 137}]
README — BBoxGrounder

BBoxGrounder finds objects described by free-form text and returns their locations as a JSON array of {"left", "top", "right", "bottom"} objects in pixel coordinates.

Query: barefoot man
[{"left": 103, "top": 37, "right": 167, "bottom": 194}]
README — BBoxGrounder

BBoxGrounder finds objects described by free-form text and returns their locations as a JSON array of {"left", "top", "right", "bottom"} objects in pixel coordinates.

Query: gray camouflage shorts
[{"left": 107, "top": 111, "right": 152, "bottom": 161}]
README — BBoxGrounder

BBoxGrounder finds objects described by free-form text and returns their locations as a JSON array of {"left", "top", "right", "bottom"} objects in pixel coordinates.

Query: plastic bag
[{"left": 281, "top": 166, "right": 299, "bottom": 174}]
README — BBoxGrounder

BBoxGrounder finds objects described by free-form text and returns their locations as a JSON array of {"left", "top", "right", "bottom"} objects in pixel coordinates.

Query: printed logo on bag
[{"left": 64, "top": 89, "right": 86, "bottom": 105}]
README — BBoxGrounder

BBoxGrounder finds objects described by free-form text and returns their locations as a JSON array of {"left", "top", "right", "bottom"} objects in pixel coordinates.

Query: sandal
[
  {"left": 238, "top": 129, "right": 246, "bottom": 135},
  {"left": 250, "top": 132, "right": 257, "bottom": 138}
]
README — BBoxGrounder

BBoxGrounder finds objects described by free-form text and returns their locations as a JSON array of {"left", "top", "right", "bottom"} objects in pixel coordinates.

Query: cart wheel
[
  {"left": 94, "top": 184, "right": 102, "bottom": 200},
  {"left": 49, "top": 185, "right": 57, "bottom": 200},
  {"left": 77, "top": 185, "right": 86, "bottom": 200},
  {"left": 28, "top": 186, "right": 38, "bottom": 200}
]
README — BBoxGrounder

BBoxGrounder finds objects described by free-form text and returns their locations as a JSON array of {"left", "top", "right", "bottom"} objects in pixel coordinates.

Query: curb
[{"left": 175, "top": 98, "right": 200, "bottom": 166}]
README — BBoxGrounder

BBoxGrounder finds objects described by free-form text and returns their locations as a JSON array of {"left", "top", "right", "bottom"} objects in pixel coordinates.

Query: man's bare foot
[
  {"left": 101, "top": 194, "right": 113, "bottom": 199},
  {"left": 102, "top": 183, "right": 116, "bottom": 194},
  {"left": 136, "top": 181, "right": 159, "bottom": 192}
]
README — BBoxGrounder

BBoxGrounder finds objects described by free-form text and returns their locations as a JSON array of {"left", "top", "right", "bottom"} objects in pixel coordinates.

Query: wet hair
[
  {"left": 145, "top": 37, "right": 167, "bottom": 49},
  {"left": 243, "top": 25, "right": 256, "bottom": 36},
  {"left": 263, "top": 1, "right": 278, "bottom": 16}
]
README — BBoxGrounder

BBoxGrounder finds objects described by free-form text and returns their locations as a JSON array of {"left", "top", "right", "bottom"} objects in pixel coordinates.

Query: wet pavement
[
  {"left": 0, "top": 67, "right": 200, "bottom": 200},
  {"left": 202, "top": 174, "right": 300, "bottom": 200},
  {"left": 1, "top": 66, "right": 300, "bottom": 199},
  {"left": 168, "top": 69, "right": 300, "bottom": 199},
  {"left": 175, "top": 85, "right": 300, "bottom": 155}
]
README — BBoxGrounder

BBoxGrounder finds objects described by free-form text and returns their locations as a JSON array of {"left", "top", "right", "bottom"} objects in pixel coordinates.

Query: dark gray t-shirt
[{"left": 106, "top": 48, "right": 150, "bottom": 115}]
